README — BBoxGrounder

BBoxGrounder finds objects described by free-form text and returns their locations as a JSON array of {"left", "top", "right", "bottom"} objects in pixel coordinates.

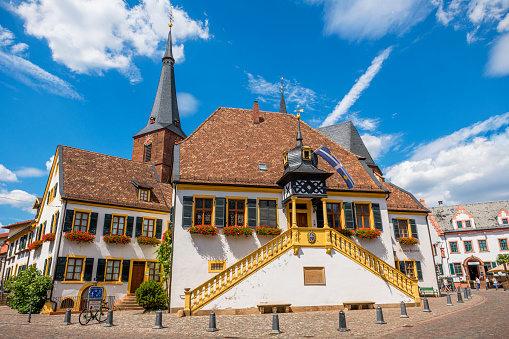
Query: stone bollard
[
  {"left": 28, "top": 301, "right": 33, "bottom": 323},
  {"left": 375, "top": 306, "right": 386, "bottom": 324},
  {"left": 422, "top": 298, "right": 431, "bottom": 312},
  {"left": 337, "top": 310, "right": 350, "bottom": 332},
  {"left": 469, "top": 287, "right": 473, "bottom": 299},
  {"left": 464, "top": 288, "right": 469, "bottom": 301},
  {"left": 400, "top": 301, "right": 409, "bottom": 318},
  {"left": 153, "top": 310, "right": 164, "bottom": 329},
  {"left": 104, "top": 309, "right": 114, "bottom": 327},
  {"left": 457, "top": 290, "right": 464, "bottom": 303},
  {"left": 270, "top": 312, "right": 282, "bottom": 335},
  {"left": 446, "top": 294, "right": 453, "bottom": 306},
  {"left": 62, "top": 308, "right": 72, "bottom": 325},
  {"left": 206, "top": 311, "right": 219, "bottom": 332}
]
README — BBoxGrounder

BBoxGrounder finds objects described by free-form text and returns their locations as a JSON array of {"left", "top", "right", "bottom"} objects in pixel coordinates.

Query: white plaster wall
[{"left": 205, "top": 247, "right": 413, "bottom": 310}]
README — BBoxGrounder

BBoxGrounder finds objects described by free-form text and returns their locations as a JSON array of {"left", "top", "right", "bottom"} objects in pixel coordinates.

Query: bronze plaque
[{"left": 303, "top": 267, "right": 325, "bottom": 285}]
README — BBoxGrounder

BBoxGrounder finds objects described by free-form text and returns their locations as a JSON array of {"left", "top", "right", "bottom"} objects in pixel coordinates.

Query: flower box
[
  {"left": 355, "top": 228, "right": 381, "bottom": 239},
  {"left": 64, "top": 231, "right": 95, "bottom": 244},
  {"left": 136, "top": 236, "right": 161, "bottom": 246},
  {"left": 223, "top": 226, "right": 253, "bottom": 237},
  {"left": 103, "top": 234, "right": 131, "bottom": 245},
  {"left": 334, "top": 228, "right": 354, "bottom": 237},
  {"left": 42, "top": 233, "right": 55, "bottom": 242},
  {"left": 27, "top": 240, "right": 44, "bottom": 251},
  {"left": 188, "top": 225, "right": 218, "bottom": 236},
  {"left": 398, "top": 236, "right": 418, "bottom": 245},
  {"left": 255, "top": 225, "right": 282, "bottom": 236}
]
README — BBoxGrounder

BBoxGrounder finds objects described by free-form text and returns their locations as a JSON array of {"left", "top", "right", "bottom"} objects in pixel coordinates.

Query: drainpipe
[
  {"left": 425, "top": 215, "right": 440, "bottom": 293},
  {"left": 167, "top": 182, "right": 177, "bottom": 313},
  {"left": 49, "top": 200, "right": 67, "bottom": 311}
]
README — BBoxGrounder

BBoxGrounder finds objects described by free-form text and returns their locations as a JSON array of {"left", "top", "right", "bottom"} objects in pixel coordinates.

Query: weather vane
[
  {"left": 294, "top": 104, "right": 303, "bottom": 119},
  {"left": 168, "top": 6, "right": 174, "bottom": 28}
]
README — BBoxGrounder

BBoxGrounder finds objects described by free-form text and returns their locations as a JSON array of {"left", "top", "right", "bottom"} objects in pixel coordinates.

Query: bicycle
[{"left": 78, "top": 301, "right": 110, "bottom": 325}]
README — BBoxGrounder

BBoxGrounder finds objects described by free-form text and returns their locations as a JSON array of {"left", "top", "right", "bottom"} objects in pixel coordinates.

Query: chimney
[
  {"left": 253, "top": 101, "right": 260, "bottom": 124},
  {"left": 438, "top": 201, "right": 443, "bottom": 207}
]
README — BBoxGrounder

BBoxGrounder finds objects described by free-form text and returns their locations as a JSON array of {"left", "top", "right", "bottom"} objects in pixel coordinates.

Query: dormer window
[
  {"left": 302, "top": 146, "right": 312, "bottom": 161},
  {"left": 283, "top": 151, "right": 288, "bottom": 166},
  {"left": 139, "top": 189, "right": 150, "bottom": 202},
  {"left": 503, "top": 218, "right": 508, "bottom": 225},
  {"left": 132, "top": 179, "right": 153, "bottom": 202}
]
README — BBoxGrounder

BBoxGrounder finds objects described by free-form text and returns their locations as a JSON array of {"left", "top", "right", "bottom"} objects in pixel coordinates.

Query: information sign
[
  {"left": 89, "top": 287, "right": 103, "bottom": 299},
  {"left": 88, "top": 300, "right": 102, "bottom": 311}
]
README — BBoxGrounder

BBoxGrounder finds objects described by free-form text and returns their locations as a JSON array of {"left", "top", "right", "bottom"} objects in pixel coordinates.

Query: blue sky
[{"left": 1, "top": 0, "right": 509, "bottom": 227}]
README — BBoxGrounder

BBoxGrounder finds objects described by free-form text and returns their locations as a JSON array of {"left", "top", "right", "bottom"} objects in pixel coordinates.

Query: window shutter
[
  {"left": 449, "top": 263, "right": 455, "bottom": 275},
  {"left": 54, "top": 211, "right": 60, "bottom": 233},
  {"left": 409, "top": 219, "right": 418, "bottom": 239},
  {"left": 316, "top": 202, "right": 324, "bottom": 228},
  {"left": 135, "top": 217, "right": 143, "bottom": 238},
  {"left": 155, "top": 219, "right": 163, "bottom": 239},
  {"left": 47, "top": 257, "right": 52, "bottom": 275},
  {"left": 95, "top": 259, "right": 106, "bottom": 282},
  {"left": 399, "top": 261, "right": 407, "bottom": 275},
  {"left": 214, "top": 197, "right": 226, "bottom": 227},
  {"left": 247, "top": 199, "right": 257, "bottom": 227},
  {"left": 88, "top": 212, "right": 98, "bottom": 234},
  {"left": 63, "top": 209, "right": 74, "bottom": 232},
  {"left": 54, "top": 183, "right": 58, "bottom": 197},
  {"left": 344, "top": 202, "right": 356, "bottom": 229},
  {"left": 268, "top": 200, "right": 277, "bottom": 228},
  {"left": 492, "top": 261, "right": 498, "bottom": 269},
  {"left": 372, "top": 203, "right": 383, "bottom": 231},
  {"left": 182, "top": 196, "right": 194, "bottom": 227},
  {"left": 54, "top": 257, "right": 67, "bottom": 281},
  {"left": 169, "top": 207, "right": 174, "bottom": 230},
  {"left": 103, "top": 214, "right": 112, "bottom": 236},
  {"left": 43, "top": 259, "right": 48, "bottom": 275},
  {"left": 42, "top": 221, "right": 47, "bottom": 236},
  {"left": 415, "top": 261, "right": 423, "bottom": 279},
  {"left": 440, "top": 265, "right": 444, "bottom": 275},
  {"left": 83, "top": 258, "right": 94, "bottom": 281},
  {"left": 126, "top": 216, "right": 134, "bottom": 237},
  {"left": 392, "top": 219, "right": 400, "bottom": 239},
  {"left": 121, "top": 260, "right": 131, "bottom": 282},
  {"left": 50, "top": 214, "right": 54, "bottom": 234}
]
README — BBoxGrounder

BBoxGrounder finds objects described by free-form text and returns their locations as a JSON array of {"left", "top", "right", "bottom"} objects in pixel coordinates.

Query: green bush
[
  {"left": 4, "top": 266, "right": 53, "bottom": 314},
  {"left": 135, "top": 280, "right": 168, "bottom": 310}
]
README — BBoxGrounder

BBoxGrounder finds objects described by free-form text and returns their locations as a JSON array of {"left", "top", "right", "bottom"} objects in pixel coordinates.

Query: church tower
[{"left": 132, "top": 21, "right": 186, "bottom": 183}]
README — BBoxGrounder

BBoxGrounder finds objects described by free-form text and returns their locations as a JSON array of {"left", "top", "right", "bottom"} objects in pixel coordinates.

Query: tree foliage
[
  {"left": 4, "top": 266, "right": 53, "bottom": 314},
  {"left": 156, "top": 229, "right": 172, "bottom": 292},
  {"left": 135, "top": 280, "right": 168, "bottom": 310}
]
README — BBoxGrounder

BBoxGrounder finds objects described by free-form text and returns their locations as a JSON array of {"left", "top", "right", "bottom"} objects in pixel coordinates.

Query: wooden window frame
[
  {"left": 498, "top": 238, "right": 509, "bottom": 251},
  {"left": 208, "top": 260, "right": 225, "bottom": 273},
  {"left": 449, "top": 241, "right": 460, "bottom": 253},
  {"left": 303, "top": 267, "right": 326, "bottom": 285},
  {"left": 72, "top": 209, "right": 91, "bottom": 233},
  {"left": 326, "top": 201, "right": 343, "bottom": 229},
  {"left": 147, "top": 261, "right": 160, "bottom": 282},
  {"left": 104, "top": 257, "right": 123, "bottom": 283},
  {"left": 193, "top": 196, "right": 215, "bottom": 226},
  {"left": 63, "top": 255, "right": 86, "bottom": 283},
  {"left": 142, "top": 217, "right": 156, "bottom": 237},
  {"left": 354, "top": 202, "right": 373, "bottom": 229},
  {"left": 138, "top": 189, "right": 150, "bottom": 202},
  {"left": 463, "top": 240, "right": 474, "bottom": 253},
  {"left": 478, "top": 239, "right": 489, "bottom": 252},
  {"left": 257, "top": 198, "right": 279, "bottom": 228},
  {"left": 226, "top": 197, "right": 247, "bottom": 227},
  {"left": 396, "top": 218, "right": 411, "bottom": 238},
  {"left": 110, "top": 214, "right": 128, "bottom": 235},
  {"left": 453, "top": 262, "right": 463, "bottom": 276},
  {"left": 395, "top": 259, "right": 417, "bottom": 279}
]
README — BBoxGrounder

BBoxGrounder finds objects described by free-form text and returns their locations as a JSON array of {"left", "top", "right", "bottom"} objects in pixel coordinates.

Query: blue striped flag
[{"left": 315, "top": 146, "right": 355, "bottom": 189}]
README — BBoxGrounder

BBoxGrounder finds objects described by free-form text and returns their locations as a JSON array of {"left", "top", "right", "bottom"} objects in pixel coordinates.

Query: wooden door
[
  {"left": 297, "top": 213, "right": 308, "bottom": 227},
  {"left": 130, "top": 262, "right": 145, "bottom": 293}
]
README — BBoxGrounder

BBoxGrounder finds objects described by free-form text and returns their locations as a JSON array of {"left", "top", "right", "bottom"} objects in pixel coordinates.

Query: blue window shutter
[
  {"left": 415, "top": 261, "right": 423, "bottom": 279},
  {"left": 247, "top": 199, "right": 257, "bottom": 227},
  {"left": 182, "top": 196, "right": 194, "bottom": 227},
  {"left": 103, "top": 214, "right": 112, "bottom": 236},
  {"left": 372, "top": 203, "right": 383, "bottom": 231},
  {"left": 215, "top": 197, "right": 226, "bottom": 227},
  {"left": 344, "top": 202, "right": 356, "bottom": 229},
  {"left": 392, "top": 219, "right": 400, "bottom": 239},
  {"left": 409, "top": 219, "right": 418, "bottom": 239}
]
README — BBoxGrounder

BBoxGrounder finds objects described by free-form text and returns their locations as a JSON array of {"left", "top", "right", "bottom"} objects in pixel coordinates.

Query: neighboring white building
[{"left": 425, "top": 200, "right": 509, "bottom": 286}]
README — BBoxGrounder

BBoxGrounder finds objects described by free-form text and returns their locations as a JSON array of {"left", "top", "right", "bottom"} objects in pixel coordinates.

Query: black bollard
[
  {"left": 422, "top": 298, "right": 431, "bottom": 312},
  {"left": 153, "top": 310, "right": 164, "bottom": 329},
  {"left": 464, "top": 288, "right": 469, "bottom": 301},
  {"left": 270, "top": 312, "right": 282, "bottom": 334},
  {"left": 375, "top": 306, "right": 386, "bottom": 324},
  {"left": 400, "top": 301, "right": 409, "bottom": 318},
  {"left": 62, "top": 308, "right": 72, "bottom": 325},
  {"left": 104, "top": 309, "right": 114, "bottom": 327},
  {"left": 337, "top": 310, "right": 350, "bottom": 332},
  {"left": 457, "top": 290, "right": 464, "bottom": 303},
  {"left": 206, "top": 311, "right": 219, "bottom": 332},
  {"left": 446, "top": 294, "right": 453, "bottom": 306},
  {"left": 28, "top": 301, "right": 33, "bottom": 323}
]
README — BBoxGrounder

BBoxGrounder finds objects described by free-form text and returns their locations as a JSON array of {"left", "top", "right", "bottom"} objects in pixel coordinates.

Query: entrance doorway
[
  {"left": 468, "top": 265, "right": 479, "bottom": 280},
  {"left": 130, "top": 261, "right": 145, "bottom": 294},
  {"left": 289, "top": 212, "right": 309, "bottom": 227}
]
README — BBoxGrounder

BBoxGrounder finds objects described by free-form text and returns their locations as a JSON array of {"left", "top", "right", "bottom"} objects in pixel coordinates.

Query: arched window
[{"left": 60, "top": 298, "right": 75, "bottom": 310}]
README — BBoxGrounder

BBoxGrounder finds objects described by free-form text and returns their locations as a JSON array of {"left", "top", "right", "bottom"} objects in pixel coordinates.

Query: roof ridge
[{"left": 61, "top": 145, "right": 154, "bottom": 167}]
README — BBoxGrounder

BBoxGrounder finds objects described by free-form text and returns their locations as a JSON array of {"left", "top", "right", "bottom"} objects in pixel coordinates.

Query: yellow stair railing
[{"left": 184, "top": 227, "right": 419, "bottom": 315}]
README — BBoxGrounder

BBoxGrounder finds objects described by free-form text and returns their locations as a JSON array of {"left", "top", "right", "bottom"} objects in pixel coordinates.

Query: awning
[{"left": 488, "top": 263, "right": 509, "bottom": 273}]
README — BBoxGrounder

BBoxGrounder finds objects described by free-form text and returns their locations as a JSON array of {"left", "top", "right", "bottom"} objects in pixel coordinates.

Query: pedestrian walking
[
  {"left": 443, "top": 279, "right": 451, "bottom": 293},
  {"left": 493, "top": 277, "right": 499, "bottom": 290},
  {"left": 476, "top": 277, "right": 481, "bottom": 290}
]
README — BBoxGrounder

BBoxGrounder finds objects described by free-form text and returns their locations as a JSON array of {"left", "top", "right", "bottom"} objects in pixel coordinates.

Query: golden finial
[
  {"left": 168, "top": 6, "right": 174, "bottom": 27},
  {"left": 294, "top": 104, "right": 303, "bottom": 119},
  {"left": 280, "top": 77, "right": 284, "bottom": 91}
]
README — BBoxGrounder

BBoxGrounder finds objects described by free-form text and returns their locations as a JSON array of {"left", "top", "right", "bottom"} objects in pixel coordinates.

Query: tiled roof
[
  {"left": 60, "top": 146, "right": 172, "bottom": 212},
  {"left": 429, "top": 200, "right": 509, "bottom": 232},
  {"left": 176, "top": 108, "right": 386, "bottom": 192},
  {"left": 2, "top": 219, "right": 34, "bottom": 229},
  {"left": 0, "top": 232, "right": 8, "bottom": 238},
  {"left": 383, "top": 182, "right": 428, "bottom": 213}
]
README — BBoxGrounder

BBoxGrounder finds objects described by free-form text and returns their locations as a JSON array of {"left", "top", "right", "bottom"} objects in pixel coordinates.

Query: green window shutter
[
  {"left": 43, "top": 259, "right": 48, "bottom": 275},
  {"left": 392, "top": 219, "right": 400, "bottom": 239},
  {"left": 47, "top": 257, "right": 52, "bottom": 275},
  {"left": 126, "top": 216, "right": 134, "bottom": 237},
  {"left": 449, "top": 263, "right": 455, "bottom": 276},
  {"left": 182, "top": 196, "right": 194, "bottom": 227},
  {"left": 95, "top": 259, "right": 106, "bottom": 282},
  {"left": 268, "top": 200, "right": 277, "bottom": 228},
  {"left": 135, "top": 217, "right": 143, "bottom": 238},
  {"left": 155, "top": 219, "right": 163, "bottom": 239},
  {"left": 63, "top": 209, "right": 74, "bottom": 232},
  {"left": 83, "top": 258, "right": 94, "bottom": 281},
  {"left": 54, "top": 257, "right": 67, "bottom": 281},
  {"left": 88, "top": 212, "right": 98, "bottom": 234},
  {"left": 54, "top": 211, "right": 60, "bottom": 233},
  {"left": 247, "top": 199, "right": 257, "bottom": 227},
  {"left": 492, "top": 261, "right": 498, "bottom": 269},
  {"left": 316, "top": 202, "right": 324, "bottom": 228},
  {"left": 372, "top": 203, "right": 383, "bottom": 231},
  {"left": 215, "top": 197, "right": 226, "bottom": 227},
  {"left": 415, "top": 261, "right": 423, "bottom": 279},
  {"left": 409, "top": 219, "right": 418, "bottom": 239},
  {"left": 121, "top": 260, "right": 131, "bottom": 282},
  {"left": 343, "top": 202, "right": 356, "bottom": 229},
  {"left": 103, "top": 214, "right": 112, "bottom": 236},
  {"left": 399, "top": 261, "right": 407, "bottom": 275},
  {"left": 259, "top": 200, "right": 268, "bottom": 226}
]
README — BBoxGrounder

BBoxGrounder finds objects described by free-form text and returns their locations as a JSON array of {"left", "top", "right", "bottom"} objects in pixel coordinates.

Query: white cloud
[
  {"left": 486, "top": 32, "right": 509, "bottom": 76},
  {"left": 15, "top": 167, "right": 46, "bottom": 178},
  {"left": 0, "top": 188, "right": 37, "bottom": 214},
  {"left": 0, "top": 25, "right": 83, "bottom": 100},
  {"left": 177, "top": 92, "right": 199, "bottom": 117},
  {"left": 320, "top": 46, "right": 393, "bottom": 127},
  {"left": 46, "top": 155, "right": 54, "bottom": 172},
  {"left": 12, "top": 0, "right": 210, "bottom": 84},
  {"left": 0, "top": 165, "right": 18, "bottom": 182},
  {"left": 361, "top": 133, "right": 402, "bottom": 159},
  {"left": 350, "top": 113, "right": 380, "bottom": 131},
  {"left": 386, "top": 113, "right": 509, "bottom": 206}
]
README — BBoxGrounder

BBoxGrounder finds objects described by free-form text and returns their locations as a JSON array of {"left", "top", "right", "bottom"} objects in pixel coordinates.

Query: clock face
[{"left": 144, "top": 135, "right": 153, "bottom": 146}]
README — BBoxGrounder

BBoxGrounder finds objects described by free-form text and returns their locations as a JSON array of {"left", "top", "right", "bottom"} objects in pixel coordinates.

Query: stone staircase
[{"left": 115, "top": 295, "right": 144, "bottom": 311}]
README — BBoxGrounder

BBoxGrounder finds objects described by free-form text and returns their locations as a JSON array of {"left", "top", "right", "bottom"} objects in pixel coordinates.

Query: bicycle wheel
[
  {"left": 79, "top": 309, "right": 90, "bottom": 325},
  {"left": 96, "top": 307, "right": 109, "bottom": 323}
]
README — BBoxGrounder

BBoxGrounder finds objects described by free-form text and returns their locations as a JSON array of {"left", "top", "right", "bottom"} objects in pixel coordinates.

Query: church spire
[
  {"left": 295, "top": 105, "right": 303, "bottom": 147},
  {"left": 134, "top": 9, "right": 186, "bottom": 139},
  {"left": 279, "top": 77, "right": 287, "bottom": 113}
]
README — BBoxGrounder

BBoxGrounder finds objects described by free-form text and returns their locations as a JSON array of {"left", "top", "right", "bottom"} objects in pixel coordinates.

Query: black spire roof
[
  {"left": 279, "top": 79, "right": 287, "bottom": 113},
  {"left": 134, "top": 27, "right": 186, "bottom": 139}
]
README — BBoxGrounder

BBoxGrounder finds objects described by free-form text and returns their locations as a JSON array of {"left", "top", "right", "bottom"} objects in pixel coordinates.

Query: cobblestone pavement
[{"left": 0, "top": 290, "right": 507, "bottom": 338}]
